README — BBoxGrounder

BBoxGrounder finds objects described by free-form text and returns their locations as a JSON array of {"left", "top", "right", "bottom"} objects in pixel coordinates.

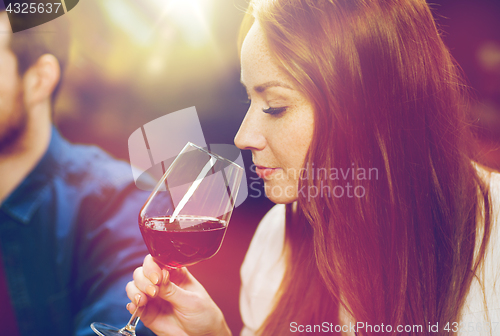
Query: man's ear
[{"left": 22, "top": 54, "right": 60, "bottom": 109}]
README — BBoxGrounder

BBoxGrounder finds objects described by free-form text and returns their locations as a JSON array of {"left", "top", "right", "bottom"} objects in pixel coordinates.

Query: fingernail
[
  {"left": 150, "top": 272, "right": 159, "bottom": 285},
  {"left": 126, "top": 303, "right": 131, "bottom": 311},
  {"left": 146, "top": 285, "right": 157, "bottom": 297},
  {"left": 135, "top": 294, "right": 141, "bottom": 305}
]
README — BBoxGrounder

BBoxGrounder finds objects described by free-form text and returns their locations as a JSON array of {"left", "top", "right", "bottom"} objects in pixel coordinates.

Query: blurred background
[{"left": 51, "top": 0, "right": 500, "bottom": 333}]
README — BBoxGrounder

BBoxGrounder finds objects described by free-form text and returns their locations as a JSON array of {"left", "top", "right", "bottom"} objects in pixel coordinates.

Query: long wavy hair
[{"left": 239, "top": 0, "right": 493, "bottom": 335}]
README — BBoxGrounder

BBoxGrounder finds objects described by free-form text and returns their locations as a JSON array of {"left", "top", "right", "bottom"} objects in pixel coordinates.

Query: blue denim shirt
[{"left": 0, "top": 128, "right": 155, "bottom": 336}]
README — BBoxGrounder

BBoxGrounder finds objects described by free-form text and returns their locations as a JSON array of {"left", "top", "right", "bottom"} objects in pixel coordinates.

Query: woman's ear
[{"left": 22, "top": 54, "right": 60, "bottom": 109}]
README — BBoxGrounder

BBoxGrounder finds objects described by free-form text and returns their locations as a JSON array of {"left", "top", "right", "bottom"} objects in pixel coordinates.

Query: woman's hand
[{"left": 125, "top": 255, "right": 231, "bottom": 336}]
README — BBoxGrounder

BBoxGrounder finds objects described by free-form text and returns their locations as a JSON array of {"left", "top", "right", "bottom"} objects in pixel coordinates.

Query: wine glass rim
[{"left": 185, "top": 142, "right": 244, "bottom": 171}]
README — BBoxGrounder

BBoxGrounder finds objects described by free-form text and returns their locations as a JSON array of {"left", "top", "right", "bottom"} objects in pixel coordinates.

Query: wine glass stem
[{"left": 119, "top": 305, "right": 142, "bottom": 336}]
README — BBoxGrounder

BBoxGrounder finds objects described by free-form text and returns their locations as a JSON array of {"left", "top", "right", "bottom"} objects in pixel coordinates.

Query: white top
[{"left": 240, "top": 170, "right": 500, "bottom": 336}]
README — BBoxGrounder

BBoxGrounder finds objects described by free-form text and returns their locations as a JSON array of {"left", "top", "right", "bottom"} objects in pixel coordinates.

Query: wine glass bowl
[{"left": 138, "top": 142, "right": 243, "bottom": 269}]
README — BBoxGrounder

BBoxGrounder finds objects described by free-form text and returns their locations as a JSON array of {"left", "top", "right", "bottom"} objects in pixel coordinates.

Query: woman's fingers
[
  {"left": 142, "top": 254, "right": 164, "bottom": 285},
  {"left": 125, "top": 280, "right": 148, "bottom": 307},
  {"left": 126, "top": 301, "right": 137, "bottom": 314},
  {"left": 128, "top": 262, "right": 207, "bottom": 315},
  {"left": 168, "top": 267, "right": 189, "bottom": 284},
  {"left": 170, "top": 267, "right": 206, "bottom": 293},
  {"left": 158, "top": 270, "right": 206, "bottom": 313},
  {"left": 132, "top": 266, "right": 159, "bottom": 299}
]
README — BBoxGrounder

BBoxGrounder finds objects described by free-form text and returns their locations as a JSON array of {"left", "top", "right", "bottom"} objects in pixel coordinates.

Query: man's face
[{"left": 0, "top": 12, "right": 27, "bottom": 153}]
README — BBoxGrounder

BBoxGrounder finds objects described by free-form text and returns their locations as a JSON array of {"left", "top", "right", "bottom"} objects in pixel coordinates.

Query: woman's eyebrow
[{"left": 240, "top": 80, "right": 294, "bottom": 93}]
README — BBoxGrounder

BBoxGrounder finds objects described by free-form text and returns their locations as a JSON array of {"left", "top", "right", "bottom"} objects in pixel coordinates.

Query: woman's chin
[{"left": 264, "top": 184, "right": 298, "bottom": 204}]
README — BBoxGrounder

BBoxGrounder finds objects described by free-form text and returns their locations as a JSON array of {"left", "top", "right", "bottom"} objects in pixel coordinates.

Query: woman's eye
[{"left": 262, "top": 106, "right": 287, "bottom": 115}]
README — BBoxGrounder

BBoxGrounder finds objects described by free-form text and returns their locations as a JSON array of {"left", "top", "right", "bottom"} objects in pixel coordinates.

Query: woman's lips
[{"left": 255, "top": 166, "right": 279, "bottom": 179}]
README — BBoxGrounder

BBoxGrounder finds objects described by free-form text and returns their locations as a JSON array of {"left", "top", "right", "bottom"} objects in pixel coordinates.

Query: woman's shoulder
[
  {"left": 462, "top": 164, "right": 500, "bottom": 333},
  {"left": 474, "top": 163, "right": 500, "bottom": 207},
  {"left": 240, "top": 204, "right": 288, "bottom": 333},
  {"left": 255, "top": 203, "right": 286, "bottom": 234},
  {"left": 241, "top": 203, "right": 287, "bottom": 273},
  {"left": 474, "top": 162, "right": 500, "bottom": 187},
  {"left": 244, "top": 204, "right": 286, "bottom": 259},
  {"left": 474, "top": 163, "right": 500, "bottom": 270},
  {"left": 486, "top": 169, "right": 500, "bottom": 199}
]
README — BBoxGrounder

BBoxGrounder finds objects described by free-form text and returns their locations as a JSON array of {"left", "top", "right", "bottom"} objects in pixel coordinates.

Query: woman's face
[{"left": 235, "top": 22, "right": 315, "bottom": 204}]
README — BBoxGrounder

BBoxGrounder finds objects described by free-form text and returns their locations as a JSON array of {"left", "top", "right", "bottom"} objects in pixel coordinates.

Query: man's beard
[{"left": 0, "top": 98, "right": 28, "bottom": 154}]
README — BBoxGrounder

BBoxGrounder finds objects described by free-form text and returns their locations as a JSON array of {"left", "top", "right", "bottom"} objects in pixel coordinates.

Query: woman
[{"left": 125, "top": 0, "right": 500, "bottom": 335}]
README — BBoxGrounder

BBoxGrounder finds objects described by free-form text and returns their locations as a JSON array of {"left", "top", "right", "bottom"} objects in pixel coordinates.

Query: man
[{"left": 0, "top": 10, "right": 153, "bottom": 336}]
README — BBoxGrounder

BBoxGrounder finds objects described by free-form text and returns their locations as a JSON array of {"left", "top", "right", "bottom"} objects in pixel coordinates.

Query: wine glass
[{"left": 91, "top": 142, "right": 244, "bottom": 336}]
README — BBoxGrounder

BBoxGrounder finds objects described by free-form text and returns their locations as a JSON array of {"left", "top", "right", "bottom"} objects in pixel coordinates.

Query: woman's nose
[{"left": 234, "top": 109, "right": 266, "bottom": 151}]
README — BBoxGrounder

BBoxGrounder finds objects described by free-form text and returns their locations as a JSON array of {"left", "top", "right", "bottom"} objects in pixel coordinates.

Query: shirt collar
[{"left": 1, "top": 127, "right": 65, "bottom": 224}]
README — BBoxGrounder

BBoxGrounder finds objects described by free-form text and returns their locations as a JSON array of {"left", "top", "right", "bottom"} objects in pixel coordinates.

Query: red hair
[{"left": 239, "top": 0, "right": 493, "bottom": 335}]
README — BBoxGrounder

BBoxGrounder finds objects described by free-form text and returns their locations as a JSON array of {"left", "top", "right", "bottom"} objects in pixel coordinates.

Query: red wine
[{"left": 139, "top": 215, "right": 227, "bottom": 268}]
